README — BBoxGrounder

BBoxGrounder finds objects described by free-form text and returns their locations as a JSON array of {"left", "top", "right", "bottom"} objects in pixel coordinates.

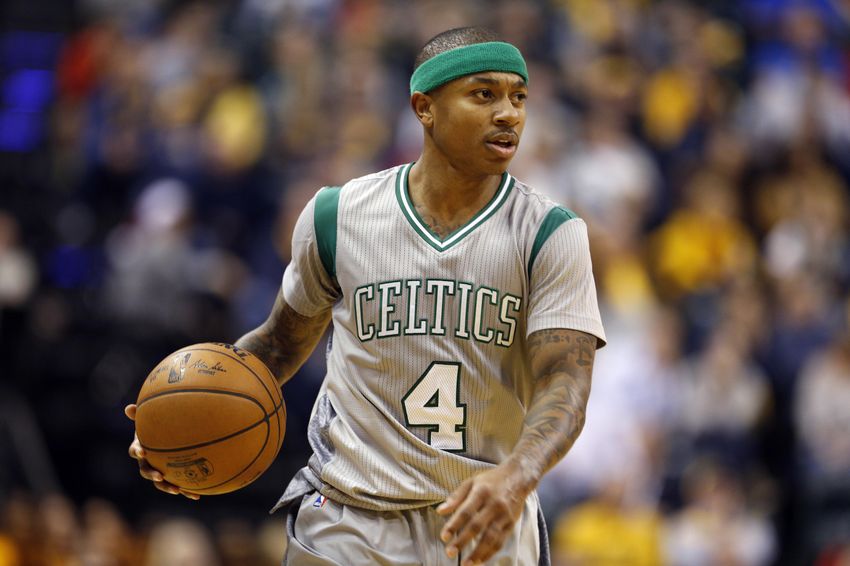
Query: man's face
[{"left": 426, "top": 71, "right": 528, "bottom": 176}]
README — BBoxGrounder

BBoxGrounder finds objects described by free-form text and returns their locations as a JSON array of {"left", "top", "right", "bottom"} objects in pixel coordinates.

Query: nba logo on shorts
[{"left": 313, "top": 494, "right": 328, "bottom": 508}]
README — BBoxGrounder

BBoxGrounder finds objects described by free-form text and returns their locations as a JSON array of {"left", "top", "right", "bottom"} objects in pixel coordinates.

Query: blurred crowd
[
  {"left": 0, "top": 491, "right": 286, "bottom": 566},
  {"left": 1, "top": 0, "right": 850, "bottom": 564}
]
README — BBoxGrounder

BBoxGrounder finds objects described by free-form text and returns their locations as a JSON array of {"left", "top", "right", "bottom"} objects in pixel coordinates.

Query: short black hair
[{"left": 413, "top": 27, "right": 500, "bottom": 70}]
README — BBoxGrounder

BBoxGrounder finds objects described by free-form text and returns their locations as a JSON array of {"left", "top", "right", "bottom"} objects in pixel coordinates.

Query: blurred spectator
[
  {"left": 761, "top": 155, "right": 850, "bottom": 285},
  {"left": 679, "top": 321, "right": 771, "bottom": 468},
  {"left": 0, "top": 212, "right": 38, "bottom": 309},
  {"left": 39, "top": 493, "right": 81, "bottom": 565},
  {"left": 103, "top": 178, "right": 198, "bottom": 331},
  {"left": 0, "top": 493, "right": 35, "bottom": 566},
  {"left": 255, "top": 519, "right": 287, "bottom": 566},
  {"left": 649, "top": 168, "right": 757, "bottom": 301},
  {"left": 664, "top": 458, "right": 776, "bottom": 566},
  {"left": 763, "top": 271, "right": 842, "bottom": 404},
  {"left": 640, "top": 6, "right": 743, "bottom": 152},
  {"left": 740, "top": 4, "right": 850, "bottom": 164},
  {"left": 143, "top": 518, "right": 220, "bottom": 566},
  {"left": 215, "top": 518, "right": 263, "bottom": 566},
  {"left": 102, "top": 177, "right": 245, "bottom": 341},
  {"left": 143, "top": 3, "right": 221, "bottom": 93},
  {"left": 0, "top": 211, "right": 38, "bottom": 388},
  {"left": 260, "top": 21, "right": 327, "bottom": 167},
  {"left": 556, "top": 106, "right": 660, "bottom": 246},
  {"left": 202, "top": 83, "right": 267, "bottom": 174},
  {"left": 795, "top": 333, "right": 850, "bottom": 480},
  {"left": 552, "top": 478, "right": 664, "bottom": 566},
  {"left": 79, "top": 498, "right": 141, "bottom": 566},
  {"left": 793, "top": 328, "right": 850, "bottom": 560}
]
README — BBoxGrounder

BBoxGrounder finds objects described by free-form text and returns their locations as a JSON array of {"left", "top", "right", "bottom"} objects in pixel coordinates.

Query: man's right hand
[{"left": 125, "top": 404, "right": 200, "bottom": 500}]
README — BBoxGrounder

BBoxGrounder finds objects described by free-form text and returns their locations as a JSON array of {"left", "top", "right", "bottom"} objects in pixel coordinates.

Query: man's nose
[{"left": 493, "top": 96, "right": 521, "bottom": 126}]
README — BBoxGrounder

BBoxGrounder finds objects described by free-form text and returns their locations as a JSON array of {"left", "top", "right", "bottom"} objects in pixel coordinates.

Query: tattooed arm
[
  {"left": 437, "top": 328, "right": 596, "bottom": 566},
  {"left": 510, "top": 328, "right": 595, "bottom": 481},
  {"left": 235, "top": 291, "right": 332, "bottom": 386}
]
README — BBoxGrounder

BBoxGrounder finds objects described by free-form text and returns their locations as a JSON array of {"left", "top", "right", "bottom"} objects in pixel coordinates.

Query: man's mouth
[
  {"left": 485, "top": 130, "right": 519, "bottom": 158},
  {"left": 485, "top": 137, "right": 518, "bottom": 158}
]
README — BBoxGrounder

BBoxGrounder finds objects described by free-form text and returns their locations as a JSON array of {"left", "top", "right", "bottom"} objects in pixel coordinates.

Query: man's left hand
[{"left": 436, "top": 461, "right": 533, "bottom": 566}]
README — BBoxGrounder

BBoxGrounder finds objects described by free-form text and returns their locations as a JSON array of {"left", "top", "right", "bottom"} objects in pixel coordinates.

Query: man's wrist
[{"left": 502, "top": 452, "right": 543, "bottom": 494}]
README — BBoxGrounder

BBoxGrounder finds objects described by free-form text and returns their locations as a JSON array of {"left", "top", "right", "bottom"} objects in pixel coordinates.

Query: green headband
[{"left": 409, "top": 42, "right": 529, "bottom": 95}]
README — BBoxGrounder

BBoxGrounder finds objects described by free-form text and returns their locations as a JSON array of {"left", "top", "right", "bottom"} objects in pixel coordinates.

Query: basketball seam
[
  {"left": 185, "top": 405, "right": 281, "bottom": 494},
  {"left": 138, "top": 389, "right": 282, "bottom": 452},
  {"left": 138, "top": 346, "right": 284, "bottom": 440},
  {"left": 187, "top": 407, "right": 280, "bottom": 493}
]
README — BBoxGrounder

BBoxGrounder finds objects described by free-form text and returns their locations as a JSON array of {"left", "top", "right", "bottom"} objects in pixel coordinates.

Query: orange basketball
[{"left": 134, "top": 342, "right": 285, "bottom": 495}]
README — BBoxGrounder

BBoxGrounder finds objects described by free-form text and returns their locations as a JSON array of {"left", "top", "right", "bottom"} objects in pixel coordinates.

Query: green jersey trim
[
  {"left": 395, "top": 163, "right": 515, "bottom": 252},
  {"left": 528, "top": 206, "right": 578, "bottom": 278},
  {"left": 314, "top": 186, "right": 342, "bottom": 280}
]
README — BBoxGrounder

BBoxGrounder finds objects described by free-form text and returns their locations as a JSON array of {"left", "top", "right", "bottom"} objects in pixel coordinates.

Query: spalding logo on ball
[{"left": 135, "top": 343, "right": 285, "bottom": 495}]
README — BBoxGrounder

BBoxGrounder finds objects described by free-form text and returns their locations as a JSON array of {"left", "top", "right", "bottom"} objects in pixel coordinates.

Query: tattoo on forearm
[
  {"left": 235, "top": 298, "right": 330, "bottom": 385},
  {"left": 516, "top": 329, "right": 595, "bottom": 479}
]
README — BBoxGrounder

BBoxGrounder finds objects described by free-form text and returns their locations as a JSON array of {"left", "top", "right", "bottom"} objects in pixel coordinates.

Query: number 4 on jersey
[{"left": 402, "top": 362, "right": 467, "bottom": 452}]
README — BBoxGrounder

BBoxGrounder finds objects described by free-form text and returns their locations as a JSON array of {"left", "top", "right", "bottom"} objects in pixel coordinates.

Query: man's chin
[{"left": 485, "top": 159, "right": 513, "bottom": 175}]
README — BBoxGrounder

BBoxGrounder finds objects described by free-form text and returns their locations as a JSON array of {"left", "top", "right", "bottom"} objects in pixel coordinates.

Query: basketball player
[{"left": 127, "top": 27, "right": 605, "bottom": 565}]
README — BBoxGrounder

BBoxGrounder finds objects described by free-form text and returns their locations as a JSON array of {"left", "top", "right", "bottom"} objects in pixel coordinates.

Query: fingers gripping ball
[{"left": 135, "top": 343, "right": 285, "bottom": 495}]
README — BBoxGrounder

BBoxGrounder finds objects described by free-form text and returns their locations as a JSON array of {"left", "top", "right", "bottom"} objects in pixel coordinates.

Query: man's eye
[
  {"left": 513, "top": 93, "right": 527, "bottom": 102},
  {"left": 476, "top": 89, "right": 493, "bottom": 99}
]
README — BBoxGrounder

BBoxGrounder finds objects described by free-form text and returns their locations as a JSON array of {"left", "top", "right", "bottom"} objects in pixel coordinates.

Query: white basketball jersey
[{"left": 281, "top": 163, "right": 606, "bottom": 510}]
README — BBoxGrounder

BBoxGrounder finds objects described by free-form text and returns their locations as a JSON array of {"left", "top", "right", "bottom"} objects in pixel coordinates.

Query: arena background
[{"left": 1, "top": 0, "right": 850, "bottom": 564}]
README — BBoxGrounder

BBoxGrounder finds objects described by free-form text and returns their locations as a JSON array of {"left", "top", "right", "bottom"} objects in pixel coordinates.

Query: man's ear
[{"left": 411, "top": 92, "right": 434, "bottom": 127}]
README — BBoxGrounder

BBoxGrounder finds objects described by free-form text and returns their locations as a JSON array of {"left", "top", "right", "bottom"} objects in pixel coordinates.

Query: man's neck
[{"left": 407, "top": 155, "right": 504, "bottom": 239}]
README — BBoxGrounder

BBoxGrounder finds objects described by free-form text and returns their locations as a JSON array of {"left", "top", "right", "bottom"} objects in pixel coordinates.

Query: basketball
[{"left": 134, "top": 342, "right": 285, "bottom": 495}]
